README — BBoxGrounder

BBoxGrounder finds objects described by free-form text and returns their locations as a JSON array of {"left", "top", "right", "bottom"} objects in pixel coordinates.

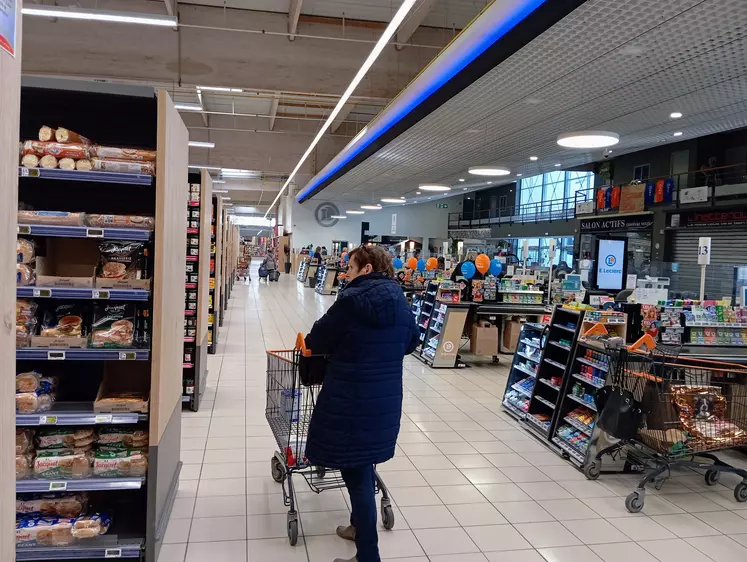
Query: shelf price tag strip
[
  {"left": 105, "top": 548, "right": 123, "bottom": 558},
  {"left": 119, "top": 351, "right": 136, "bottom": 360},
  {"left": 47, "top": 351, "right": 65, "bottom": 361},
  {"left": 39, "top": 415, "right": 57, "bottom": 425},
  {"left": 49, "top": 481, "right": 67, "bottom": 492}
]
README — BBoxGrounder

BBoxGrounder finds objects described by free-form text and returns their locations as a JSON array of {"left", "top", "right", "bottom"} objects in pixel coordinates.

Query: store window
[
  {"left": 517, "top": 171, "right": 594, "bottom": 217},
  {"left": 513, "top": 236, "right": 575, "bottom": 268},
  {"left": 633, "top": 164, "right": 650, "bottom": 181}
]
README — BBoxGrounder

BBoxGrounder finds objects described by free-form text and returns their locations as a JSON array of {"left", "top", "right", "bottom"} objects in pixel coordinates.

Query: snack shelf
[
  {"left": 552, "top": 435, "right": 586, "bottom": 464},
  {"left": 16, "top": 403, "right": 146, "bottom": 426},
  {"left": 511, "top": 382, "right": 533, "bottom": 398},
  {"left": 572, "top": 372, "right": 605, "bottom": 389},
  {"left": 517, "top": 351, "right": 539, "bottom": 363},
  {"left": 520, "top": 338, "right": 541, "bottom": 349},
  {"left": 576, "top": 357, "right": 608, "bottom": 372},
  {"left": 17, "top": 348, "right": 150, "bottom": 361},
  {"left": 563, "top": 415, "right": 592, "bottom": 435},
  {"left": 16, "top": 476, "right": 146, "bottom": 493},
  {"left": 18, "top": 224, "right": 151, "bottom": 242},
  {"left": 16, "top": 537, "right": 144, "bottom": 560},
  {"left": 538, "top": 378, "right": 561, "bottom": 392},
  {"left": 566, "top": 393, "right": 597, "bottom": 411},
  {"left": 502, "top": 400, "right": 526, "bottom": 419},
  {"left": 16, "top": 287, "right": 150, "bottom": 301},
  {"left": 526, "top": 414, "right": 551, "bottom": 433},
  {"left": 535, "top": 395, "right": 556, "bottom": 410},
  {"left": 685, "top": 322, "right": 747, "bottom": 328},
  {"left": 513, "top": 363, "right": 537, "bottom": 378},
  {"left": 544, "top": 358, "right": 567, "bottom": 370},
  {"left": 18, "top": 165, "right": 153, "bottom": 186},
  {"left": 553, "top": 324, "right": 577, "bottom": 334},
  {"left": 548, "top": 340, "right": 572, "bottom": 351}
]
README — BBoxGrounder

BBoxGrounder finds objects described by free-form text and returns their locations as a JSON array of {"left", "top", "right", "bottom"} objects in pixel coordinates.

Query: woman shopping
[{"left": 304, "top": 245, "right": 419, "bottom": 562}]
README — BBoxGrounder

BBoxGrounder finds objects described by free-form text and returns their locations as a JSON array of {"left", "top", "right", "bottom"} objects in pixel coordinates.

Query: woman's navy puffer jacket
[{"left": 304, "top": 272, "right": 419, "bottom": 469}]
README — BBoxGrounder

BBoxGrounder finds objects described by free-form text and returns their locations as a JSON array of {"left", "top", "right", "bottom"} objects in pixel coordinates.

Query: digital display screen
[{"left": 596, "top": 239, "right": 626, "bottom": 291}]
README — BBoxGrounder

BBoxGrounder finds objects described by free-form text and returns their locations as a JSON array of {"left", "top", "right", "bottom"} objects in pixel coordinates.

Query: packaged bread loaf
[
  {"left": 16, "top": 299, "right": 38, "bottom": 348},
  {"left": 17, "top": 263, "right": 34, "bottom": 286},
  {"left": 38, "top": 126, "right": 56, "bottom": 142},
  {"left": 16, "top": 428, "right": 35, "bottom": 455},
  {"left": 55, "top": 128, "right": 90, "bottom": 145},
  {"left": 92, "top": 146, "right": 156, "bottom": 162},
  {"left": 41, "top": 303, "right": 85, "bottom": 338},
  {"left": 76, "top": 159, "right": 92, "bottom": 171},
  {"left": 21, "top": 154, "right": 39, "bottom": 168},
  {"left": 16, "top": 371, "right": 56, "bottom": 394},
  {"left": 88, "top": 215, "right": 154, "bottom": 231},
  {"left": 37, "top": 428, "right": 95, "bottom": 451},
  {"left": 16, "top": 453, "right": 33, "bottom": 479},
  {"left": 18, "top": 210, "right": 86, "bottom": 226},
  {"left": 90, "top": 303, "right": 135, "bottom": 348},
  {"left": 90, "top": 158, "right": 155, "bottom": 176},
  {"left": 93, "top": 449, "right": 147, "bottom": 477},
  {"left": 58, "top": 158, "right": 76, "bottom": 171},
  {"left": 16, "top": 493, "right": 88, "bottom": 518},
  {"left": 40, "top": 155, "right": 58, "bottom": 169},
  {"left": 17, "top": 238, "right": 35, "bottom": 263},
  {"left": 96, "top": 427, "right": 148, "bottom": 450},
  {"left": 71, "top": 513, "right": 111, "bottom": 539},
  {"left": 22, "top": 141, "right": 90, "bottom": 160},
  {"left": 16, "top": 392, "right": 54, "bottom": 414},
  {"left": 33, "top": 450, "right": 93, "bottom": 479},
  {"left": 16, "top": 516, "right": 75, "bottom": 546}
]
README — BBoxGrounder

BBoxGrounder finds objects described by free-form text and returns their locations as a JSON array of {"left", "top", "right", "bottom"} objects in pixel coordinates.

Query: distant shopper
[
  {"left": 322, "top": 246, "right": 328, "bottom": 256},
  {"left": 304, "top": 245, "right": 419, "bottom": 562},
  {"left": 261, "top": 254, "right": 277, "bottom": 282},
  {"left": 313, "top": 246, "right": 322, "bottom": 261}
]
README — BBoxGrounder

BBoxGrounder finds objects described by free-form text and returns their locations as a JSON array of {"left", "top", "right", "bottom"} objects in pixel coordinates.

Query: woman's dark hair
[{"left": 349, "top": 246, "right": 395, "bottom": 278}]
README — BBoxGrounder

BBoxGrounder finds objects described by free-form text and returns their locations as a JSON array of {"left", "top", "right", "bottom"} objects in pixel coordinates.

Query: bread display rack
[
  {"left": 182, "top": 170, "right": 212, "bottom": 411},
  {"left": 208, "top": 193, "right": 223, "bottom": 354},
  {"left": 13, "top": 85, "right": 188, "bottom": 562}
]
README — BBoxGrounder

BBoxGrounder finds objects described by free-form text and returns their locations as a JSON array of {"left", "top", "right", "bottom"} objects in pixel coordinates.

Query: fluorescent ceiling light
[
  {"left": 529, "top": 156, "right": 539, "bottom": 161},
  {"left": 212, "top": 180, "right": 226, "bottom": 184},
  {"left": 419, "top": 184, "right": 451, "bottom": 192},
  {"left": 554, "top": 163, "right": 562, "bottom": 167},
  {"left": 189, "top": 141, "right": 215, "bottom": 148},
  {"left": 416, "top": 191, "right": 421, "bottom": 195},
  {"left": 458, "top": 178, "right": 465, "bottom": 182},
  {"left": 189, "top": 165, "right": 220, "bottom": 170},
  {"left": 673, "top": 131, "right": 683, "bottom": 137},
  {"left": 381, "top": 197, "right": 406, "bottom": 203},
  {"left": 221, "top": 196, "right": 231, "bottom": 200},
  {"left": 213, "top": 189, "right": 229, "bottom": 193},
  {"left": 198, "top": 86, "right": 243, "bottom": 93},
  {"left": 557, "top": 131, "right": 619, "bottom": 148},
  {"left": 223, "top": 203, "right": 233, "bottom": 206},
  {"left": 517, "top": 173, "right": 523, "bottom": 177},
  {"left": 174, "top": 103, "right": 203, "bottom": 111},
  {"left": 361, "top": 204, "right": 382, "bottom": 210},
  {"left": 468, "top": 166, "right": 511, "bottom": 176},
  {"left": 670, "top": 112, "right": 683, "bottom": 119},
  {"left": 330, "top": 215, "right": 347, "bottom": 219},
  {"left": 346, "top": 210, "right": 365, "bottom": 214},
  {"left": 264, "top": 0, "right": 417, "bottom": 218},
  {"left": 462, "top": 188, "right": 467, "bottom": 191},
  {"left": 22, "top": 6, "right": 178, "bottom": 26},
  {"left": 221, "top": 168, "right": 259, "bottom": 178}
]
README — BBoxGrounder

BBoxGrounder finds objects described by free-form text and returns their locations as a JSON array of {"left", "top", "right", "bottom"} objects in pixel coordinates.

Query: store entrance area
[{"left": 167, "top": 273, "right": 747, "bottom": 562}]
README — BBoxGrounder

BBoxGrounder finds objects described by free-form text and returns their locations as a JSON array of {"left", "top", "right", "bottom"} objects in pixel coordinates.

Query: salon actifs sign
[{"left": 579, "top": 214, "right": 654, "bottom": 232}]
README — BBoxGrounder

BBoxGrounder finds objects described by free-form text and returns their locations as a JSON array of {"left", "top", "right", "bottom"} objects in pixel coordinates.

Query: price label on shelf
[
  {"left": 92, "top": 290, "right": 110, "bottom": 299},
  {"left": 95, "top": 415, "right": 113, "bottom": 424},
  {"left": 47, "top": 351, "right": 66, "bottom": 361},
  {"left": 39, "top": 415, "right": 58, "bottom": 425},
  {"left": 20, "top": 167, "right": 30, "bottom": 177},
  {"left": 17, "top": 225, "right": 30, "bottom": 235},
  {"left": 86, "top": 228, "right": 105, "bottom": 238},
  {"left": 105, "top": 548, "right": 122, "bottom": 558},
  {"left": 32, "top": 288, "right": 52, "bottom": 298},
  {"left": 118, "top": 352, "right": 136, "bottom": 361},
  {"left": 48, "top": 481, "right": 67, "bottom": 492}
]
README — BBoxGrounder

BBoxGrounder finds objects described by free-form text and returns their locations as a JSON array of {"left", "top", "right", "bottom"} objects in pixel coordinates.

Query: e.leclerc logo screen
[{"left": 596, "top": 240, "right": 625, "bottom": 290}]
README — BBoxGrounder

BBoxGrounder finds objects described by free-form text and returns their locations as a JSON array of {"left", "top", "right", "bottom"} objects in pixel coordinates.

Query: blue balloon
[
  {"left": 489, "top": 259, "right": 503, "bottom": 277},
  {"left": 393, "top": 258, "right": 403, "bottom": 269},
  {"left": 417, "top": 259, "right": 427, "bottom": 271},
  {"left": 461, "top": 261, "right": 476, "bottom": 279},
  {"left": 344, "top": 253, "right": 350, "bottom": 262}
]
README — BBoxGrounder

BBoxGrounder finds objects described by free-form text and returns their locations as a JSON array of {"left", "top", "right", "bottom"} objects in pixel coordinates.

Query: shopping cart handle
[
  {"left": 583, "top": 322, "right": 608, "bottom": 338},
  {"left": 630, "top": 333, "right": 656, "bottom": 352},
  {"left": 296, "top": 333, "right": 313, "bottom": 357}
]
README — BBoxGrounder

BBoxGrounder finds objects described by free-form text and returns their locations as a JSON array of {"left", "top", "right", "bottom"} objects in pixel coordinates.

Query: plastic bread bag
[
  {"left": 58, "top": 158, "right": 76, "bottom": 171},
  {"left": 16, "top": 454, "right": 33, "bottom": 479},
  {"left": 17, "top": 299, "right": 39, "bottom": 323},
  {"left": 41, "top": 303, "right": 85, "bottom": 337},
  {"left": 37, "top": 428, "right": 95, "bottom": 451},
  {"left": 92, "top": 145, "right": 156, "bottom": 162},
  {"left": 33, "top": 450, "right": 93, "bottom": 480},
  {"left": 16, "top": 516, "right": 75, "bottom": 547},
  {"left": 38, "top": 126, "right": 56, "bottom": 142},
  {"left": 16, "top": 392, "right": 55, "bottom": 415},
  {"left": 16, "top": 428, "right": 35, "bottom": 455},
  {"left": 22, "top": 140, "right": 90, "bottom": 160},
  {"left": 17, "top": 210, "right": 86, "bottom": 227},
  {"left": 17, "top": 263, "right": 35, "bottom": 287},
  {"left": 16, "top": 371, "right": 44, "bottom": 393},
  {"left": 97, "top": 241, "right": 147, "bottom": 280},
  {"left": 55, "top": 128, "right": 91, "bottom": 145},
  {"left": 90, "top": 158, "right": 155, "bottom": 176},
  {"left": 71, "top": 513, "right": 112, "bottom": 539},
  {"left": 16, "top": 493, "right": 89, "bottom": 518},
  {"left": 17, "top": 238, "right": 35, "bottom": 263},
  {"left": 90, "top": 303, "right": 135, "bottom": 348},
  {"left": 93, "top": 449, "right": 148, "bottom": 477},
  {"left": 89, "top": 215, "right": 154, "bottom": 231},
  {"left": 96, "top": 427, "right": 148, "bottom": 449}
]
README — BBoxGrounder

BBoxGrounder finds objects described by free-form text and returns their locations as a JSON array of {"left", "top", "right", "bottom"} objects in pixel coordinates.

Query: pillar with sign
[{"left": 698, "top": 236, "right": 711, "bottom": 300}]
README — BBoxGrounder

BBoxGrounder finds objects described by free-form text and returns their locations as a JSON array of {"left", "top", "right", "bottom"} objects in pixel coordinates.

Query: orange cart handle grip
[
  {"left": 296, "top": 333, "right": 312, "bottom": 357},
  {"left": 629, "top": 333, "right": 656, "bottom": 352}
]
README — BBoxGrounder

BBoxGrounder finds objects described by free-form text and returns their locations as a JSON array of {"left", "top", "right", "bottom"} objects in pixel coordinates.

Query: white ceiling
[
  {"left": 178, "top": 0, "right": 488, "bottom": 28},
  {"left": 309, "top": 0, "right": 747, "bottom": 205}
]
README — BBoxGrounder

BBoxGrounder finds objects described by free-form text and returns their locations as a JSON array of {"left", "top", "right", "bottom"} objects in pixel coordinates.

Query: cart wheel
[
  {"left": 492, "top": 356, "right": 499, "bottom": 363},
  {"left": 584, "top": 460, "right": 601, "bottom": 481},
  {"left": 704, "top": 469, "right": 720, "bottom": 486},
  {"left": 288, "top": 519, "right": 299, "bottom": 546},
  {"left": 734, "top": 482, "right": 747, "bottom": 503},
  {"left": 316, "top": 467, "right": 327, "bottom": 479},
  {"left": 381, "top": 505, "right": 395, "bottom": 530},
  {"left": 625, "top": 492, "right": 644, "bottom": 513},
  {"left": 271, "top": 457, "right": 285, "bottom": 483}
]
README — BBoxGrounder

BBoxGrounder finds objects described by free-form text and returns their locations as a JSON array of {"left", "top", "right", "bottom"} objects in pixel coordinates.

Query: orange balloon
[
  {"left": 475, "top": 253, "right": 490, "bottom": 274},
  {"left": 426, "top": 257, "right": 438, "bottom": 271},
  {"left": 407, "top": 257, "right": 418, "bottom": 270}
]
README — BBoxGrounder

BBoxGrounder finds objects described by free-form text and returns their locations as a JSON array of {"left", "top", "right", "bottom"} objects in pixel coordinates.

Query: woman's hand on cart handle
[{"left": 296, "top": 333, "right": 313, "bottom": 357}]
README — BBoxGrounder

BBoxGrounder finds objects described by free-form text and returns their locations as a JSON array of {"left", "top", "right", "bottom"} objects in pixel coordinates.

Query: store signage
[
  {"left": 0, "top": 0, "right": 16, "bottom": 57},
  {"left": 448, "top": 228, "right": 491, "bottom": 239},
  {"left": 596, "top": 239, "right": 625, "bottom": 291},
  {"left": 697, "top": 237, "right": 712, "bottom": 265},
  {"left": 575, "top": 200, "right": 594, "bottom": 215},
  {"left": 437, "top": 203, "right": 448, "bottom": 209},
  {"left": 579, "top": 214, "right": 653, "bottom": 232},
  {"left": 315, "top": 202, "right": 340, "bottom": 228},
  {"left": 675, "top": 208, "right": 747, "bottom": 228},
  {"left": 391, "top": 213, "right": 397, "bottom": 235},
  {"left": 679, "top": 186, "right": 709, "bottom": 204}
]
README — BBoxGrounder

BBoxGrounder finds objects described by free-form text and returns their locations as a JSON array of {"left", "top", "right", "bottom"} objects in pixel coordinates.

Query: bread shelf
[
  {"left": 16, "top": 348, "right": 149, "bottom": 361},
  {"left": 16, "top": 537, "right": 144, "bottom": 560},
  {"left": 16, "top": 403, "right": 146, "bottom": 426},
  {"left": 18, "top": 223, "right": 152, "bottom": 241},
  {"left": 16, "top": 287, "right": 150, "bottom": 301},
  {"left": 18, "top": 165, "right": 153, "bottom": 186},
  {"left": 17, "top": 476, "right": 146, "bottom": 493}
]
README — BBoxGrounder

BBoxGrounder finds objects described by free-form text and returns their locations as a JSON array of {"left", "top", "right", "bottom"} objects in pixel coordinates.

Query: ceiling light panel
[
  {"left": 22, "top": 6, "right": 177, "bottom": 26},
  {"left": 300, "top": 0, "right": 747, "bottom": 203}
]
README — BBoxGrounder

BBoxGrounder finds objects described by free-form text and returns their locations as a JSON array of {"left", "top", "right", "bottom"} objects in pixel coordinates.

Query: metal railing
[{"left": 448, "top": 163, "right": 747, "bottom": 229}]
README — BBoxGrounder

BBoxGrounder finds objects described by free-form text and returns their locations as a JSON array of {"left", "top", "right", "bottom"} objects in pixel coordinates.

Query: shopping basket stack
[
  {"left": 590, "top": 335, "right": 747, "bottom": 513},
  {"left": 265, "top": 333, "right": 395, "bottom": 545}
]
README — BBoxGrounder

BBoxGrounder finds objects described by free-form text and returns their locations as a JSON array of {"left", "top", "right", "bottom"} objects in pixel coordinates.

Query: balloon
[
  {"left": 344, "top": 253, "right": 350, "bottom": 262},
  {"left": 426, "top": 257, "right": 438, "bottom": 271},
  {"left": 407, "top": 257, "right": 418, "bottom": 270},
  {"left": 475, "top": 253, "right": 490, "bottom": 274},
  {"left": 393, "top": 257, "right": 403, "bottom": 269},
  {"left": 489, "top": 258, "right": 503, "bottom": 277},
  {"left": 417, "top": 259, "right": 427, "bottom": 271},
  {"left": 461, "top": 261, "right": 476, "bottom": 279}
]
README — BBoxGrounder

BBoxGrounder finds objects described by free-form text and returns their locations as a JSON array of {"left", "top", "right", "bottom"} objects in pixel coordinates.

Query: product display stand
[
  {"left": 315, "top": 265, "right": 339, "bottom": 295},
  {"left": 14, "top": 86, "right": 187, "bottom": 561},
  {"left": 296, "top": 257, "right": 310, "bottom": 283},
  {"left": 501, "top": 323, "right": 546, "bottom": 421},
  {"left": 182, "top": 170, "right": 212, "bottom": 411},
  {"left": 208, "top": 194, "right": 223, "bottom": 354},
  {"left": 307, "top": 259, "right": 320, "bottom": 289},
  {"left": 415, "top": 282, "right": 470, "bottom": 368},
  {"left": 415, "top": 281, "right": 438, "bottom": 350}
]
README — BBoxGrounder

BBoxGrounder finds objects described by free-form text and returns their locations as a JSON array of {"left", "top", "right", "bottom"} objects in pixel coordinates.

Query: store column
[{"left": 0, "top": 1, "right": 20, "bottom": 557}]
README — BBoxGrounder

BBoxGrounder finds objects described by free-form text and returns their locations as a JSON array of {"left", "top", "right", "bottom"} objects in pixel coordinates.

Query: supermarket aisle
[{"left": 163, "top": 272, "right": 747, "bottom": 562}]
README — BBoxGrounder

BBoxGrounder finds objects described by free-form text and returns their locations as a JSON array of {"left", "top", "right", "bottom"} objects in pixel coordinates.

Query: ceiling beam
[
  {"left": 330, "top": 103, "right": 354, "bottom": 134},
  {"left": 288, "top": 0, "right": 303, "bottom": 41},
  {"left": 268, "top": 93, "right": 280, "bottom": 130},
  {"left": 395, "top": 0, "right": 438, "bottom": 50},
  {"left": 163, "top": 0, "right": 176, "bottom": 17}
]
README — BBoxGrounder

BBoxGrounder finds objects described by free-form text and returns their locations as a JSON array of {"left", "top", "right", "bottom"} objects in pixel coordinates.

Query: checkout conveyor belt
[{"left": 474, "top": 304, "right": 551, "bottom": 316}]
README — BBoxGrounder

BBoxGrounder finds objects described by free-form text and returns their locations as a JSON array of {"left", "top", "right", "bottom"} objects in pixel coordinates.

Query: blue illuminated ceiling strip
[{"left": 297, "top": 0, "right": 548, "bottom": 202}]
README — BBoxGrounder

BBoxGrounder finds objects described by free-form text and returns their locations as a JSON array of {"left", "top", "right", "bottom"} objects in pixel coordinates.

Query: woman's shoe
[{"left": 335, "top": 525, "right": 356, "bottom": 541}]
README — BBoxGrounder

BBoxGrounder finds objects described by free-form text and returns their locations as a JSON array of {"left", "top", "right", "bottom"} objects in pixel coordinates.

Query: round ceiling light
[
  {"left": 419, "top": 184, "right": 451, "bottom": 192},
  {"left": 673, "top": 131, "right": 683, "bottom": 137},
  {"left": 361, "top": 204, "right": 382, "bottom": 210},
  {"left": 557, "top": 131, "right": 619, "bottom": 148},
  {"left": 670, "top": 112, "right": 683, "bottom": 119},
  {"left": 458, "top": 178, "right": 465, "bottom": 182},
  {"left": 468, "top": 166, "right": 511, "bottom": 176},
  {"left": 346, "top": 210, "right": 364, "bottom": 214},
  {"left": 529, "top": 156, "right": 539, "bottom": 161},
  {"left": 381, "top": 197, "right": 405, "bottom": 203}
]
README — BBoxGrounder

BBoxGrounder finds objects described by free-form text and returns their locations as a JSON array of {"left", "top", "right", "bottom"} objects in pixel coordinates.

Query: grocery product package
[
  {"left": 90, "top": 158, "right": 155, "bottom": 176},
  {"left": 92, "top": 146, "right": 156, "bottom": 162},
  {"left": 96, "top": 241, "right": 147, "bottom": 280},
  {"left": 16, "top": 392, "right": 55, "bottom": 415},
  {"left": 22, "top": 141, "right": 90, "bottom": 160},
  {"left": 33, "top": 450, "right": 93, "bottom": 479},
  {"left": 18, "top": 210, "right": 86, "bottom": 227},
  {"left": 16, "top": 512, "right": 110, "bottom": 546},
  {"left": 16, "top": 454, "right": 33, "bottom": 479},
  {"left": 88, "top": 215, "right": 154, "bottom": 231},
  {"left": 93, "top": 449, "right": 148, "bottom": 477},
  {"left": 16, "top": 372, "right": 56, "bottom": 394},
  {"left": 17, "top": 263, "right": 35, "bottom": 286},
  {"left": 37, "top": 428, "right": 95, "bottom": 451},
  {"left": 96, "top": 427, "right": 148, "bottom": 450},
  {"left": 16, "top": 493, "right": 89, "bottom": 518},
  {"left": 17, "top": 238, "right": 35, "bottom": 264},
  {"left": 16, "top": 428, "right": 35, "bottom": 455},
  {"left": 41, "top": 303, "right": 85, "bottom": 338},
  {"left": 671, "top": 385, "right": 747, "bottom": 447},
  {"left": 90, "top": 303, "right": 135, "bottom": 348},
  {"left": 16, "top": 299, "right": 38, "bottom": 347}
]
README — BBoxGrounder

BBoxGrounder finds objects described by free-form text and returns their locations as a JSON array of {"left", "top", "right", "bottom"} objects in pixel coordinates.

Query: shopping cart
[
  {"left": 237, "top": 260, "right": 249, "bottom": 280},
  {"left": 265, "top": 334, "right": 395, "bottom": 545},
  {"left": 591, "top": 335, "right": 747, "bottom": 513}
]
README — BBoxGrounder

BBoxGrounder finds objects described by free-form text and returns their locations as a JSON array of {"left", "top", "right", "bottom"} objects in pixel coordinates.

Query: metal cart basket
[{"left": 265, "top": 334, "right": 395, "bottom": 545}]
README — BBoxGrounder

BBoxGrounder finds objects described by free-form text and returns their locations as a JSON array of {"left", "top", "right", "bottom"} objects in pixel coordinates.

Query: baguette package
[
  {"left": 90, "top": 303, "right": 135, "bottom": 348},
  {"left": 93, "top": 449, "right": 148, "bottom": 477},
  {"left": 33, "top": 450, "right": 93, "bottom": 479},
  {"left": 90, "top": 158, "right": 155, "bottom": 176},
  {"left": 16, "top": 493, "right": 89, "bottom": 518},
  {"left": 92, "top": 146, "right": 156, "bottom": 162},
  {"left": 55, "top": 128, "right": 90, "bottom": 145},
  {"left": 18, "top": 210, "right": 86, "bottom": 227},
  {"left": 38, "top": 126, "right": 56, "bottom": 142},
  {"left": 22, "top": 141, "right": 89, "bottom": 160},
  {"left": 37, "top": 428, "right": 95, "bottom": 451},
  {"left": 40, "top": 155, "right": 58, "bottom": 169},
  {"left": 21, "top": 154, "right": 39, "bottom": 168},
  {"left": 58, "top": 158, "right": 76, "bottom": 171},
  {"left": 75, "top": 159, "right": 92, "bottom": 171},
  {"left": 89, "top": 215, "right": 154, "bottom": 231}
]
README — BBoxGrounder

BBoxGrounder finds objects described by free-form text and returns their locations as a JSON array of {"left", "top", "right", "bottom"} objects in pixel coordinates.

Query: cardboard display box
[
  {"left": 31, "top": 335, "right": 88, "bottom": 349},
  {"left": 471, "top": 321, "right": 499, "bottom": 356},
  {"left": 34, "top": 238, "right": 98, "bottom": 288},
  {"left": 94, "top": 365, "right": 149, "bottom": 413}
]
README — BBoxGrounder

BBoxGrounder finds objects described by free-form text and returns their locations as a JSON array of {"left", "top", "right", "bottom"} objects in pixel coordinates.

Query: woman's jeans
[{"left": 341, "top": 464, "right": 380, "bottom": 562}]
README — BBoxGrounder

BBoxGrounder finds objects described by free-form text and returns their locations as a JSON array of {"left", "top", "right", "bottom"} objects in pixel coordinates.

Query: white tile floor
[{"left": 164, "top": 269, "right": 747, "bottom": 562}]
